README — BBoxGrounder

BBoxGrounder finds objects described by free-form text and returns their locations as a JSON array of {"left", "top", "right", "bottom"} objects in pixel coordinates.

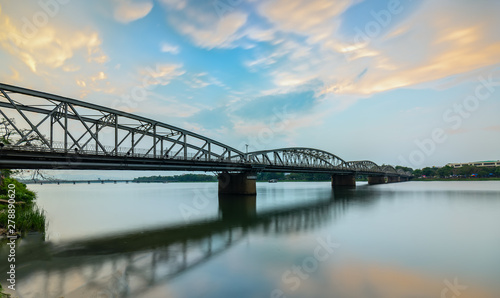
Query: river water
[{"left": 1, "top": 181, "right": 500, "bottom": 298}]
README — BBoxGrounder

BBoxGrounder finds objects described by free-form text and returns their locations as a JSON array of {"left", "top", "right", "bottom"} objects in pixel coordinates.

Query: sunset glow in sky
[{"left": 1, "top": 0, "right": 499, "bottom": 169}]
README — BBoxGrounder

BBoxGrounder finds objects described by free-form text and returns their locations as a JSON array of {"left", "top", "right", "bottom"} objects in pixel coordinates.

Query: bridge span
[{"left": 0, "top": 83, "right": 411, "bottom": 194}]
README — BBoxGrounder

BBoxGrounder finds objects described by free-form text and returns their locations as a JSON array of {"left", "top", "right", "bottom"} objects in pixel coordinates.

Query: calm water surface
[{"left": 1, "top": 181, "right": 500, "bottom": 298}]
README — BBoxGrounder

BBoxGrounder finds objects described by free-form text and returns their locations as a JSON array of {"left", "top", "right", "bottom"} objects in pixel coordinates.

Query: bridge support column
[
  {"left": 368, "top": 176, "right": 386, "bottom": 185},
  {"left": 218, "top": 172, "right": 257, "bottom": 195},
  {"left": 387, "top": 176, "right": 400, "bottom": 183},
  {"left": 331, "top": 174, "right": 356, "bottom": 187}
]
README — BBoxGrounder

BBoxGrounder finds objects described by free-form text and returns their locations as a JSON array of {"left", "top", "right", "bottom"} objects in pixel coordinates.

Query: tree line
[
  {"left": 257, "top": 172, "right": 332, "bottom": 181},
  {"left": 413, "top": 165, "right": 500, "bottom": 178},
  {"left": 133, "top": 174, "right": 217, "bottom": 182}
]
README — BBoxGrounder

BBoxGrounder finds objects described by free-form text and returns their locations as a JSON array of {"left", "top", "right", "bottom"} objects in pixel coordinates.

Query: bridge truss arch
[
  {"left": 380, "top": 165, "right": 398, "bottom": 175},
  {"left": 344, "top": 160, "right": 382, "bottom": 173},
  {"left": 0, "top": 83, "right": 244, "bottom": 163},
  {"left": 244, "top": 147, "right": 346, "bottom": 171},
  {"left": 0, "top": 83, "right": 412, "bottom": 177}
]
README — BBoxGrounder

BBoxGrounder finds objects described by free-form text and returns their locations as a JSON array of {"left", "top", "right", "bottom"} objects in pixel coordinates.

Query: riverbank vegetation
[
  {"left": 0, "top": 124, "right": 46, "bottom": 237},
  {"left": 133, "top": 173, "right": 336, "bottom": 182},
  {"left": 413, "top": 165, "right": 500, "bottom": 179},
  {"left": 135, "top": 172, "right": 355, "bottom": 182},
  {"left": 0, "top": 169, "right": 46, "bottom": 237},
  {"left": 134, "top": 174, "right": 217, "bottom": 183},
  {"left": 132, "top": 165, "right": 500, "bottom": 183},
  {"left": 257, "top": 172, "right": 332, "bottom": 181}
]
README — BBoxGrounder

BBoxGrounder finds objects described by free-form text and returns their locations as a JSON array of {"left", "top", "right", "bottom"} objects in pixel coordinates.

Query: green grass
[
  {"left": 1, "top": 175, "right": 46, "bottom": 236},
  {"left": 15, "top": 205, "right": 46, "bottom": 233},
  {"left": 0, "top": 204, "right": 46, "bottom": 235}
]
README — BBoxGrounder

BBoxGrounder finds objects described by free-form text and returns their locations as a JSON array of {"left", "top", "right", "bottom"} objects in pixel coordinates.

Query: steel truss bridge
[{"left": 0, "top": 83, "right": 411, "bottom": 177}]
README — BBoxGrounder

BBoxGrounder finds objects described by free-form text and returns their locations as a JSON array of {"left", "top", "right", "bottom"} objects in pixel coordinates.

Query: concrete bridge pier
[
  {"left": 331, "top": 174, "right": 356, "bottom": 187},
  {"left": 368, "top": 176, "right": 386, "bottom": 185},
  {"left": 387, "top": 176, "right": 401, "bottom": 183},
  {"left": 218, "top": 172, "right": 257, "bottom": 195}
]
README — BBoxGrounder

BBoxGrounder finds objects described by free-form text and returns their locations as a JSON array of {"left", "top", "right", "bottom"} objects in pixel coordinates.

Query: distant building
[{"left": 446, "top": 160, "right": 500, "bottom": 168}]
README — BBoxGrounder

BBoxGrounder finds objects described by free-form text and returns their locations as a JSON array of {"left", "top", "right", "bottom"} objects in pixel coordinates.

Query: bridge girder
[
  {"left": 244, "top": 147, "right": 346, "bottom": 170},
  {"left": 0, "top": 83, "right": 412, "bottom": 177},
  {"left": 344, "top": 160, "right": 381, "bottom": 173},
  {"left": 0, "top": 83, "right": 244, "bottom": 163}
]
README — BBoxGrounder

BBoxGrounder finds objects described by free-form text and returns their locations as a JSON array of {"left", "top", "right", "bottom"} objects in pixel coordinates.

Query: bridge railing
[
  {"left": 1, "top": 143, "right": 413, "bottom": 176},
  {"left": 1, "top": 143, "right": 248, "bottom": 163}
]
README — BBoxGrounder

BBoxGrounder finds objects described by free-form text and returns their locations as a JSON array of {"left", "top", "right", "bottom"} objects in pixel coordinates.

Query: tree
[
  {"left": 413, "top": 169, "right": 422, "bottom": 177},
  {"left": 477, "top": 168, "right": 492, "bottom": 177},
  {"left": 422, "top": 167, "right": 437, "bottom": 177},
  {"left": 1, "top": 119, "right": 51, "bottom": 181},
  {"left": 257, "top": 172, "right": 285, "bottom": 181},
  {"left": 457, "top": 165, "right": 477, "bottom": 177},
  {"left": 437, "top": 166, "right": 454, "bottom": 178},
  {"left": 1, "top": 117, "right": 46, "bottom": 146},
  {"left": 396, "top": 166, "right": 413, "bottom": 173},
  {"left": 495, "top": 167, "right": 500, "bottom": 177}
]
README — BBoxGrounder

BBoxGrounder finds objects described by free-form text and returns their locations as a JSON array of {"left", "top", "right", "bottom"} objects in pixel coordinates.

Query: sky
[{"left": 1, "top": 0, "right": 500, "bottom": 179}]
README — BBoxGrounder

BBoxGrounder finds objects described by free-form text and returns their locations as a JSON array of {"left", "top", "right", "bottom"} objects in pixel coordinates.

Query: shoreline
[{"left": 413, "top": 178, "right": 500, "bottom": 181}]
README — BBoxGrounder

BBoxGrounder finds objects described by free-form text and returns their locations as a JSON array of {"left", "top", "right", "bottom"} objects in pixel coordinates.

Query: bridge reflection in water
[{"left": 0, "top": 187, "right": 381, "bottom": 298}]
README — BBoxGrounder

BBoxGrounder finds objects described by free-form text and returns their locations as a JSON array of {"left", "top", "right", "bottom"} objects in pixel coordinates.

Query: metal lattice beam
[{"left": 0, "top": 83, "right": 412, "bottom": 177}]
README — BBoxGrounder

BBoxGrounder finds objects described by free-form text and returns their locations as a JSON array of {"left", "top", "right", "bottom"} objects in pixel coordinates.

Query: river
[{"left": 1, "top": 181, "right": 500, "bottom": 298}]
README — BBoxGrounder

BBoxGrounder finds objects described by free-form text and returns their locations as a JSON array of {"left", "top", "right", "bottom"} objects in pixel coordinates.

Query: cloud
[
  {"left": 182, "top": 72, "right": 225, "bottom": 89},
  {"left": 159, "top": 0, "right": 249, "bottom": 49},
  {"left": 0, "top": 3, "right": 122, "bottom": 101},
  {"left": 330, "top": 1, "right": 500, "bottom": 95},
  {"left": 0, "top": 9, "right": 108, "bottom": 74},
  {"left": 232, "top": 0, "right": 500, "bottom": 110},
  {"left": 223, "top": 88, "right": 337, "bottom": 148},
  {"left": 159, "top": 0, "right": 187, "bottom": 11},
  {"left": 175, "top": 11, "right": 248, "bottom": 49},
  {"left": 243, "top": 27, "right": 276, "bottom": 42},
  {"left": 138, "top": 63, "right": 186, "bottom": 86},
  {"left": 113, "top": 0, "right": 153, "bottom": 23},
  {"left": 258, "top": 0, "right": 354, "bottom": 43},
  {"left": 160, "top": 42, "right": 180, "bottom": 54}
]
